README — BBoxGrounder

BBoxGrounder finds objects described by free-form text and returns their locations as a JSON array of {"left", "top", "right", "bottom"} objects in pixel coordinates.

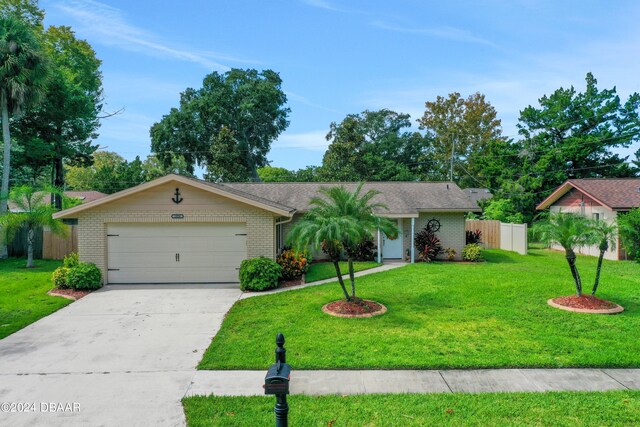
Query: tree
[
  {"left": 481, "top": 198, "right": 524, "bottom": 223},
  {"left": 589, "top": 219, "right": 617, "bottom": 295},
  {"left": 205, "top": 127, "right": 250, "bottom": 182},
  {"left": 287, "top": 184, "right": 397, "bottom": 300},
  {"left": 0, "top": 0, "right": 44, "bottom": 27},
  {"left": 532, "top": 212, "right": 593, "bottom": 296},
  {"left": 150, "top": 68, "right": 290, "bottom": 181},
  {"left": 0, "top": 13, "right": 49, "bottom": 258},
  {"left": 14, "top": 25, "right": 103, "bottom": 208},
  {"left": 257, "top": 166, "right": 296, "bottom": 182},
  {"left": 65, "top": 151, "right": 145, "bottom": 194},
  {"left": 320, "top": 109, "right": 432, "bottom": 182},
  {"left": 618, "top": 207, "right": 640, "bottom": 262},
  {"left": 0, "top": 185, "right": 67, "bottom": 267},
  {"left": 513, "top": 73, "right": 640, "bottom": 220},
  {"left": 418, "top": 92, "right": 504, "bottom": 185},
  {"left": 142, "top": 154, "right": 191, "bottom": 180}
]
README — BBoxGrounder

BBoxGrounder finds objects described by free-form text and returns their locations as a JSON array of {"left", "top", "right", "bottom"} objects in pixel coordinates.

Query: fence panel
[
  {"left": 7, "top": 227, "right": 43, "bottom": 259},
  {"left": 465, "top": 220, "right": 501, "bottom": 249},
  {"left": 43, "top": 225, "right": 77, "bottom": 260},
  {"left": 500, "top": 222, "right": 528, "bottom": 255}
]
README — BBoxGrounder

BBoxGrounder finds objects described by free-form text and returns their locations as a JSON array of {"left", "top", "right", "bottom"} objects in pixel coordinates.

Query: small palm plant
[
  {"left": 0, "top": 186, "right": 68, "bottom": 268},
  {"left": 589, "top": 219, "right": 617, "bottom": 296},
  {"left": 288, "top": 183, "right": 398, "bottom": 301},
  {"left": 532, "top": 212, "right": 592, "bottom": 296}
]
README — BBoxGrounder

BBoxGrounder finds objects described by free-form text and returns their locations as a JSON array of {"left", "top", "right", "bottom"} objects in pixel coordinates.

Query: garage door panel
[{"left": 107, "top": 223, "right": 247, "bottom": 284}]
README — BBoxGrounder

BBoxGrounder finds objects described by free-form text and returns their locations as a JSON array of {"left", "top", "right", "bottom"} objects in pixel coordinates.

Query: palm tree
[
  {"left": 0, "top": 185, "right": 68, "bottom": 268},
  {"left": 0, "top": 14, "right": 49, "bottom": 258},
  {"left": 287, "top": 184, "right": 398, "bottom": 301},
  {"left": 589, "top": 219, "right": 617, "bottom": 296},
  {"left": 532, "top": 212, "right": 592, "bottom": 296}
]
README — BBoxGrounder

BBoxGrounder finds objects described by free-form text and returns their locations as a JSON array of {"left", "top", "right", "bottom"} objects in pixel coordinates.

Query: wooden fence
[
  {"left": 465, "top": 220, "right": 528, "bottom": 255},
  {"left": 43, "top": 225, "right": 78, "bottom": 260},
  {"left": 465, "top": 220, "right": 501, "bottom": 249},
  {"left": 8, "top": 227, "right": 43, "bottom": 259}
]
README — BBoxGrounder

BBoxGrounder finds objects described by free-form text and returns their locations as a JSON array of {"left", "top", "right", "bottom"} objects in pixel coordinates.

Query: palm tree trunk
[
  {"left": 592, "top": 244, "right": 607, "bottom": 295},
  {"left": 565, "top": 248, "right": 583, "bottom": 297},
  {"left": 347, "top": 258, "right": 356, "bottom": 298},
  {"left": 0, "top": 90, "right": 11, "bottom": 259},
  {"left": 26, "top": 227, "right": 34, "bottom": 268},
  {"left": 332, "top": 261, "right": 351, "bottom": 301}
]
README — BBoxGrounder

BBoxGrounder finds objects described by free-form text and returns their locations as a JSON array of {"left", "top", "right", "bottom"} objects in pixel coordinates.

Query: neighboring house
[
  {"left": 537, "top": 178, "right": 640, "bottom": 260},
  {"left": 7, "top": 191, "right": 107, "bottom": 212},
  {"left": 464, "top": 188, "right": 492, "bottom": 206},
  {"left": 53, "top": 174, "right": 480, "bottom": 285}
]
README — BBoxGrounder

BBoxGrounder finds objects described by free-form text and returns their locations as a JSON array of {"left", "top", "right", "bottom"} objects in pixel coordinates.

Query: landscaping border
[{"left": 547, "top": 298, "right": 624, "bottom": 314}]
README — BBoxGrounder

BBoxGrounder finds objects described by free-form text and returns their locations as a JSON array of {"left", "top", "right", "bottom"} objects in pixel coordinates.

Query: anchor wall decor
[{"left": 172, "top": 188, "right": 183, "bottom": 204}]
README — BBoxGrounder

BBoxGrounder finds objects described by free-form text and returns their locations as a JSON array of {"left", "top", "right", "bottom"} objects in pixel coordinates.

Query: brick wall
[
  {"left": 77, "top": 209, "right": 276, "bottom": 284},
  {"left": 403, "top": 212, "right": 466, "bottom": 261}
]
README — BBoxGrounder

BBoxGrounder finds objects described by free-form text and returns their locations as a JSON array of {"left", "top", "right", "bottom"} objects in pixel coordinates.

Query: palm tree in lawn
[
  {"left": 589, "top": 219, "right": 617, "bottom": 296},
  {"left": 0, "top": 14, "right": 49, "bottom": 258},
  {"left": 0, "top": 185, "right": 68, "bottom": 268},
  {"left": 533, "top": 212, "right": 592, "bottom": 297}
]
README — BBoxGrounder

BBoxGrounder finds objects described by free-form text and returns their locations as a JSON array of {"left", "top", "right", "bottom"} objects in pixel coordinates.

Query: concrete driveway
[{"left": 0, "top": 284, "right": 242, "bottom": 427}]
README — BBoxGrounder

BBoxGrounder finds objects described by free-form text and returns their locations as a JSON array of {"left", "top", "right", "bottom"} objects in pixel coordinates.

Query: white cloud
[
  {"left": 301, "top": 0, "right": 343, "bottom": 12},
  {"left": 273, "top": 130, "right": 329, "bottom": 151},
  {"left": 370, "top": 21, "right": 497, "bottom": 47},
  {"left": 285, "top": 91, "right": 344, "bottom": 115},
  {"left": 54, "top": 0, "right": 259, "bottom": 70}
]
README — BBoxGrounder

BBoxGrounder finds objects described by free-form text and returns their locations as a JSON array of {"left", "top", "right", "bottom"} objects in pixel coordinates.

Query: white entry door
[
  {"left": 382, "top": 219, "right": 403, "bottom": 259},
  {"left": 107, "top": 223, "right": 247, "bottom": 284}
]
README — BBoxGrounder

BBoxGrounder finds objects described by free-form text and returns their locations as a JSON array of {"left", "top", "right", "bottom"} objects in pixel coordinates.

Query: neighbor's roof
[
  {"left": 537, "top": 178, "right": 640, "bottom": 210},
  {"left": 464, "top": 188, "right": 492, "bottom": 205},
  {"left": 223, "top": 181, "right": 481, "bottom": 215},
  {"left": 8, "top": 190, "right": 107, "bottom": 212}
]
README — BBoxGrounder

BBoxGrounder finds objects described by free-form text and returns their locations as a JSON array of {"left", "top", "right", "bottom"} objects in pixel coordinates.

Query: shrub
[
  {"left": 462, "top": 243, "right": 483, "bottom": 262},
  {"left": 63, "top": 252, "right": 80, "bottom": 268},
  {"left": 276, "top": 247, "right": 308, "bottom": 281},
  {"left": 414, "top": 225, "right": 443, "bottom": 262},
  {"left": 618, "top": 208, "right": 640, "bottom": 262},
  {"left": 52, "top": 267, "right": 70, "bottom": 289},
  {"left": 239, "top": 257, "right": 282, "bottom": 291},
  {"left": 67, "top": 262, "right": 103, "bottom": 290},
  {"left": 444, "top": 248, "right": 457, "bottom": 261},
  {"left": 345, "top": 238, "right": 376, "bottom": 262},
  {"left": 466, "top": 229, "right": 482, "bottom": 245}
]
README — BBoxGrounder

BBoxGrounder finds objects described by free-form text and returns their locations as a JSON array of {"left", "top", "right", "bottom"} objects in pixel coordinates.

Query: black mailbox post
[{"left": 264, "top": 333, "right": 291, "bottom": 427}]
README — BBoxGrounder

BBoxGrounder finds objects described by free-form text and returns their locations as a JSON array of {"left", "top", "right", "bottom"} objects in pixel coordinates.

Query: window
[{"left": 592, "top": 213, "right": 600, "bottom": 222}]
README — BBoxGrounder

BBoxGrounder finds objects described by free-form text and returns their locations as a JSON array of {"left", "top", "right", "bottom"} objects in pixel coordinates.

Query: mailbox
[{"left": 264, "top": 361, "right": 291, "bottom": 395}]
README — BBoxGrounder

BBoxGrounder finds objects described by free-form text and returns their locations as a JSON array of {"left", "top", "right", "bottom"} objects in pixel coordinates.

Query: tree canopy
[{"left": 150, "top": 68, "right": 290, "bottom": 181}]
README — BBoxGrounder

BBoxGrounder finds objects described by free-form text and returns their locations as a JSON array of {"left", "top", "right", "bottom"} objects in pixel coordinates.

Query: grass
[
  {"left": 305, "top": 261, "right": 380, "bottom": 282},
  {"left": 0, "top": 258, "right": 70, "bottom": 340},
  {"left": 199, "top": 249, "right": 640, "bottom": 370},
  {"left": 183, "top": 391, "right": 640, "bottom": 426}
]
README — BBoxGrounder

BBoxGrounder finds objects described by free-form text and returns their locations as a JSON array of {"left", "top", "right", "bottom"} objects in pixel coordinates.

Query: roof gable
[{"left": 537, "top": 178, "right": 640, "bottom": 211}]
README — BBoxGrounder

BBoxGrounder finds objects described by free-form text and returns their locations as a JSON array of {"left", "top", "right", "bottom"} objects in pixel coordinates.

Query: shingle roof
[
  {"left": 464, "top": 188, "right": 492, "bottom": 205},
  {"left": 537, "top": 178, "right": 640, "bottom": 210},
  {"left": 8, "top": 190, "right": 107, "bottom": 212},
  {"left": 222, "top": 181, "right": 480, "bottom": 214}
]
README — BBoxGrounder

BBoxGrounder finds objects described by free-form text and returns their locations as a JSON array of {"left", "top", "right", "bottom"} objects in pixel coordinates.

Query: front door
[{"left": 382, "top": 219, "right": 403, "bottom": 259}]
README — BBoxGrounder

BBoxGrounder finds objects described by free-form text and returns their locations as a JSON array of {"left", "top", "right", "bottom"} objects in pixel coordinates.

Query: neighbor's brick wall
[
  {"left": 77, "top": 209, "right": 276, "bottom": 284},
  {"left": 403, "top": 212, "right": 466, "bottom": 261}
]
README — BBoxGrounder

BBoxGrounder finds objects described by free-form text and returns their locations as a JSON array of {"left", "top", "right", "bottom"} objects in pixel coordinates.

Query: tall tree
[
  {"left": 150, "top": 68, "right": 290, "bottom": 181},
  {"left": 204, "top": 126, "right": 250, "bottom": 182},
  {"left": 0, "top": 13, "right": 49, "bottom": 258},
  {"left": 418, "top": 92, "right": 503, "bottom": 185},
  {"left": 257, "top": 166, "right": 296, "bottom": 182},
  {"left": 65, "top": 151, "right": 145, "bottom": 194},
  {"left": 14, "top": 25, "right": 103, "bottom": 208},
  {"left": 0, "top": 0, "right": 44, "bottom": 27},
  {"left": 320, "top": 109, "right": 432, "bottom": 182}
]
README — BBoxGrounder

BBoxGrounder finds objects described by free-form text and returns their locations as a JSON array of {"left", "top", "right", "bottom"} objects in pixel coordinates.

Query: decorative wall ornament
[
  {"left": 172, "top": 188, "right": 183, "bottom": 204},
  {"left": 427, "top": 218, "right": 441, "bottom": 232}
]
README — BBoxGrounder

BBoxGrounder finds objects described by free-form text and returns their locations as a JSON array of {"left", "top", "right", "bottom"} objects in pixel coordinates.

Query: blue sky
[{"left": 42, "top": 0, "right": 640, "bottom": 175}]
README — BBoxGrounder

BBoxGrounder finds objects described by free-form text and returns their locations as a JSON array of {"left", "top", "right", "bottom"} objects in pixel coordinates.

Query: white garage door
[{"left": 107, "top": 223, "right": 247, "bottom": 284}]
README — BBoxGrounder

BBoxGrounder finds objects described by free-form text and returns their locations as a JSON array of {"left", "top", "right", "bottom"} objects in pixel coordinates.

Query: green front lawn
[
  {"left": 305, "top": 261, "right": 380, "bottom": 282},
  {"left": 0, "top": 258, "right": 70, "bottom": 340},
  {"left": 199, "top": 250, "right": 640, "bottom": 370},
  {"left": 183, "top": 391, "right": 640, "bottom": 426}
]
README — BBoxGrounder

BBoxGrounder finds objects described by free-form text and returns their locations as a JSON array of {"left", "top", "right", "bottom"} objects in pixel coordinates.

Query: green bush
[
  {"left": 618, "top": 208, "right": 640, "bottom": 262},
  {"left": 239, "top": 257, "right": 282, "bottom": 291},
  {"left": 67, "top": 262, "right": 103, "bottom": 290},
  {"left": 276, "top": 248, "right": 308, "bottom": 281},
  {"left": 63, "top": 252, "right": 80, "bottom": 268},
  {"left": 52, "top": 267, "right": 70, "bottom": 289},
  {"left": 462, "top": 243, "right": 483, "bottom": 262}
]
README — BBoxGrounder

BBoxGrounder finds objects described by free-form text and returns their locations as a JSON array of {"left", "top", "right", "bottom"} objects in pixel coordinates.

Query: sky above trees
[{"left": 42, "top": 0, "right": 640, "bottom": 173}]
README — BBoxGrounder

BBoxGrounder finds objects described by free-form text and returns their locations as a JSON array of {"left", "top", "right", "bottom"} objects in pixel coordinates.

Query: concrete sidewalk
[
  {"left": 240, "top": 261, "right": 407, "bottom": 300},
  {"left": 186, "top": 369, "right": 640, "bottom": 397}
]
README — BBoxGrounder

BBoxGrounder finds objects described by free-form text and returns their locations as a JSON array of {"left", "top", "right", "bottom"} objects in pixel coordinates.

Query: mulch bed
[
  {"left": 548, "top": 295, "right": 624, "bottom": 314},
  {"left": 322, "top": 298, "right": 387, "bottom": 318},
  {"left": 48, "top": 289, "right": 92, "bottom": 301},
  {"left": 278, "top": 278, "right": 304, "bottom": 289}
]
